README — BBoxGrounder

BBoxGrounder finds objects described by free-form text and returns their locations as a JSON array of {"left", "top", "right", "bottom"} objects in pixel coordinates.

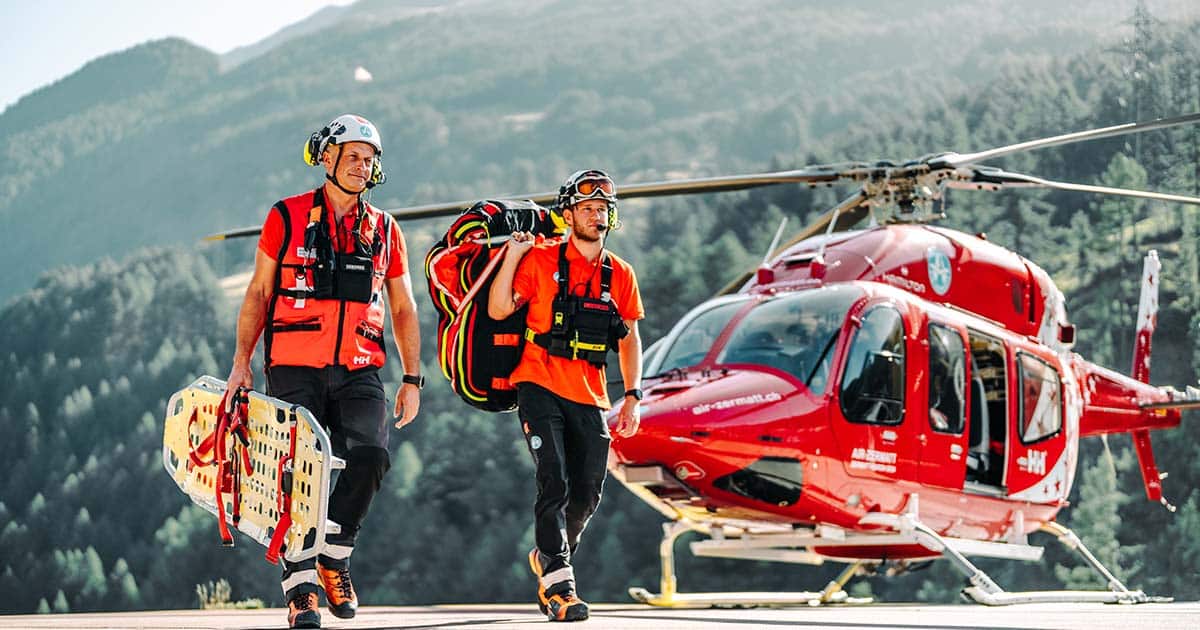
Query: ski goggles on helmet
[{"left": 569, "top": 177, "right": 616, "bottom": 204}]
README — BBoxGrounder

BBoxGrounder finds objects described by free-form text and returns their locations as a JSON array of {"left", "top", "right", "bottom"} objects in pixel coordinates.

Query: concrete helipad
[{"left": 3, "top": 602, "right": 1199, "bottom": 630}]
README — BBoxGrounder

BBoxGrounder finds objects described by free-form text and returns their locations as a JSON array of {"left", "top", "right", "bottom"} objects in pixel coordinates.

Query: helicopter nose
[
  {"left": 608, "top": 382, "right": 699, "bottom": 463},
  {"left": 609, "top": 368, "right": 818, "bottom": 516}
]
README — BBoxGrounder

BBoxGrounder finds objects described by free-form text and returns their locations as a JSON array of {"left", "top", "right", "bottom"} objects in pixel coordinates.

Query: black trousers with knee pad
[
  {"left": 268, "top": 365, "right": 391, "bottom": 597},
  {"left": 517, "top": 383, "right": 611, "bottom": 594}
]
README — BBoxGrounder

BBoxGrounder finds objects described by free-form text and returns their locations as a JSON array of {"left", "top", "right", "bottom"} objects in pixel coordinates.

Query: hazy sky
[{"left": 0, "top": 0, "right": 354, "bottom": 111}]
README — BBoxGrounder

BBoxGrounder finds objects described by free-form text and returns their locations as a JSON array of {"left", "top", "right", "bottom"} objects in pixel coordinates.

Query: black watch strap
[
  {"left": 624, "top": 388, "right": 643, "bottom": 401},
  {"left": 402, "top": 374, "right": 425, "bottom": 389}
]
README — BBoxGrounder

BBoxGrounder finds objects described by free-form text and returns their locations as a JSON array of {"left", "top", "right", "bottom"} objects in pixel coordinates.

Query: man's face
[
  {"left": 323, "top": 141, "right": 377, "bottom": 193},
  {"left": 565, "top": 199, "right": 610, "bottom": 242}
]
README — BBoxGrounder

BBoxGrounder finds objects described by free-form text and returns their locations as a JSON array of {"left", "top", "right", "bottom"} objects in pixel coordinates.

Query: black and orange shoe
[
  {"left": 545, "top": 590, "right": 589, "bottom": 622},
  {"left": 317, "top": 562, "right": 358, "bottom": 619},
  {"left": 287, "top": 591, "right": 321, "bottom": 629},
  {"left": 528, "top": 548, "right": 549, "bottom": 615}
]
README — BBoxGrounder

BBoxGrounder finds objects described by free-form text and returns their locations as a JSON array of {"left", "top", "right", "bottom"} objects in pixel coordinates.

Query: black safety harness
[
  {"left": 524, "top": 242, "right": 628, "bottom": 367},
  {"left": 275, "top": 188, "right": 381, "bottom": 304}
]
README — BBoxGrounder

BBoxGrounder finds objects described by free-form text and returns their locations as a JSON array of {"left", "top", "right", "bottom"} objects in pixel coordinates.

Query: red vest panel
[{"left": 265, "top": 189, "right": 394, "bottom": 369}]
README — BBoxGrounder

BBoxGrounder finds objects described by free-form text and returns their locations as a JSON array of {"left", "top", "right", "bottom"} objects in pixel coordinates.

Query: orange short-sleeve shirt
[
  {"left": 509, "top": 238, "right": 644, "bottom": 409},
  {"left": 257, "top": 202, "right": 407, "bottom": 278}
]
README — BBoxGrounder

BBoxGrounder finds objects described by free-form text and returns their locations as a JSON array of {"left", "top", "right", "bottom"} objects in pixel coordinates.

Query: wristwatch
[
  {"left": 402, "top": 374, "right": 425, "bottom": 389},
  {"left": 624, "top": 388, "right": 644, "bottom": 401}
]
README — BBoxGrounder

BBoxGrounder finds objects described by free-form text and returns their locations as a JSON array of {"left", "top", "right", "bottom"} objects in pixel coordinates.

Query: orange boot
[
  {"left": 528, "top": 548, "right": 549, "bottom": 615},
  {"left": 317, "top": 562, "right": 358, "bottom": 619},
  {"left": 545, "top": 591, "right": 589, "bottom": 622},
  {"left": 529, "top": 549, "right": 588, "bottom": 622}
]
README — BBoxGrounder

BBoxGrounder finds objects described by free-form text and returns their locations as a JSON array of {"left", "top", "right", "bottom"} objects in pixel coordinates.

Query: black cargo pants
[
  {"left": 517, "top": 382, "right": 611, "bottom": 596},
  {"left": 267, "top": 365, "right": 391, "bottom": 599}
]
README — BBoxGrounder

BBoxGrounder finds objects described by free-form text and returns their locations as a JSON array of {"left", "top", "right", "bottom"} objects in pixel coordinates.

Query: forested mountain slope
[{"left": 2, "top": 0, "right": 1196, "bottom": 299}]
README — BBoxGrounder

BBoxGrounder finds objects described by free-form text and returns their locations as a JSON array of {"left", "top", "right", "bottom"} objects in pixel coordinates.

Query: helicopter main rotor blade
[
  {"left": 205, "top": 167, "right": 851, "bottom": 240},
  {"left": 933, "top": 112, "right": 1200, "bottom": 169},
  {"left": 615, "top": 167, "right": 846, "bottom": 199},
  {"left": 205, "top": 225, "right": 266, "bottom": 241},
  {"left": 376, "top": 167, "right": 850, "bottom": 220},
  {"left": 948, "top": 167, "right": 1200, "bottom": 206}
]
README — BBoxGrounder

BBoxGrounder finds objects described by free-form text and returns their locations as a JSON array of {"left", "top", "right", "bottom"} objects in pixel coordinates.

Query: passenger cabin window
[
  {"left": 928, "top": 324, "right": 966, "bottom": 434},
  {"left": 839, "top": 306, "right": 905, "bottom": 424},
  {"left": 1018, "top": 353, "right": 1062, "bottom": 444},
  {"left": 658, "top": 301, "right": 744, "bottom": 373},
  {"left": 715, "top": 286, "right": 860, "bottom": 392}
]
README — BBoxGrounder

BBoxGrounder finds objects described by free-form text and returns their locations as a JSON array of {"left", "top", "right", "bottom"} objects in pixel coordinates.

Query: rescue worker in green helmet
[
  {"left": 489, "top": 169, "right": 645, "bottom": 622},
  {"left": 225, "top": 114, "right": 423, "bottom": 629}
]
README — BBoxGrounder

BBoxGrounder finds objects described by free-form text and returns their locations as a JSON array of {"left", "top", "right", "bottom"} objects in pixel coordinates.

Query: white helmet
[
  {"left": 304, "top": 114, "right": 382, "bottom": 166},
  {"left": 556, "top": 169, "right": 617, "bottom": 208}
]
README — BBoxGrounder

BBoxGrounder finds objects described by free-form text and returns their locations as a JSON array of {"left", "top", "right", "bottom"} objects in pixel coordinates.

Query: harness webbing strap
[
  {"left": 556, "top": 241, "right": 613, "bottom": 298},
  {"left": 535, "top": 242, "right": 619, "bottom": 363},
  {"left": 265, "top": 405, "right": 302, "bottom": 565},
  {"left": 187, "top": 388, "right": 253, "bottom": 547}
]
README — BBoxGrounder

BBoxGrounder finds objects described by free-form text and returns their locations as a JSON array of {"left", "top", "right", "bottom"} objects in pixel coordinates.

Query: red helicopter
[
  {"left": 212, "top": 112, "right": 1200, "bottom": 606},
  {"left": 597, "top": 113, "right": 1200, "bottom": 607}
]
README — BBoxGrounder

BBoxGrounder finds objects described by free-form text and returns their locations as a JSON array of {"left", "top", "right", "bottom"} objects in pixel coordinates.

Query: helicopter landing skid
[
  {"left": 861, "top": 499, "right": 1172, "bottom": 605},
  {"left": 627, "top": 521, "right": 873, "bottom": 608},
  {"left": 958, "top": 522, "right": 1172, "bottom": 605}
]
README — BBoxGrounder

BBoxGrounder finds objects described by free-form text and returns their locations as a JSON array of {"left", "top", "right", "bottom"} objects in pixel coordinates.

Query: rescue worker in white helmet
[
  {"left": 489, "top": 169, "right": 644, "bottom": 622},
  {"left": 225, "top": 114, "right": 423, "bottom": 629}
]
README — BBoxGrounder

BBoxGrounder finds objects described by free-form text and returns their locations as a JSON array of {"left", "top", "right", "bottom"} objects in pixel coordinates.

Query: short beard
[{"left": 572, "top": 224, "right": 602, "bottom": 243}]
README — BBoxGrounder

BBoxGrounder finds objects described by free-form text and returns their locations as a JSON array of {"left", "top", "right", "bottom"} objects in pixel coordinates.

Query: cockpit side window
[
  {"left": 839, "top": 306, "right": 905, "bottom": 425},
  {"left": 928, "top": 323, "right": 966, "bottom": 434},
  {"left": 657, "top": 301, "right": 745, "bottom": 373}
]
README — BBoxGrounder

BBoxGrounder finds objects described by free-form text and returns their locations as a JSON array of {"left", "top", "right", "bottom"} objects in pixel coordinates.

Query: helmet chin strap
[{"left": 325, "top": 144, "right": 365, "bottom": 197}]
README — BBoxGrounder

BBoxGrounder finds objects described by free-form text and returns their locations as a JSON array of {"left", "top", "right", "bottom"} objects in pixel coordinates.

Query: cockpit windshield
[
  {"left": 656, "top": 299, "right": 747, "bottom": 373},
  {"left": 715, "top": 285, "right": 862, "bottom": 391}
]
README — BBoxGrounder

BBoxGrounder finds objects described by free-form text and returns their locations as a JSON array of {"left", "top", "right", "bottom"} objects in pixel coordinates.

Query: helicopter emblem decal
[
  {"left": 926, "top": 248, "right": 953, "bottom": 295},
  {"left": 1018, "top": 449, "right": 1048, "bottom": 475}
]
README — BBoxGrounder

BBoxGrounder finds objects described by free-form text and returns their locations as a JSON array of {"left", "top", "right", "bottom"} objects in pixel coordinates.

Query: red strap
[
  {"left": 264, "top": 513, "right": 292, "bottom": 564},
  {"left": 194, "top": 388, "right": 254, "bottom": 547},
  {"left": 265, "top": 406, "right": 301, "bottom": 564},
  {"left": 213, "top": 404, "right": 234, "bottom": 546},
  {"left": 187, "top": 409, "right": 216, "bottom": 468}
]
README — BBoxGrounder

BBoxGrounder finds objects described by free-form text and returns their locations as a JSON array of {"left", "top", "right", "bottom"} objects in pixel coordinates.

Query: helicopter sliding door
[
  {"left": 833, "top": 304, "right": 916, "bottom": 485},
  {"left": 918, "top": 322, "right": 969, "bottom": 489},
  {"left": 964, "top": 332, "right": 1008, "bottom": 493}
]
